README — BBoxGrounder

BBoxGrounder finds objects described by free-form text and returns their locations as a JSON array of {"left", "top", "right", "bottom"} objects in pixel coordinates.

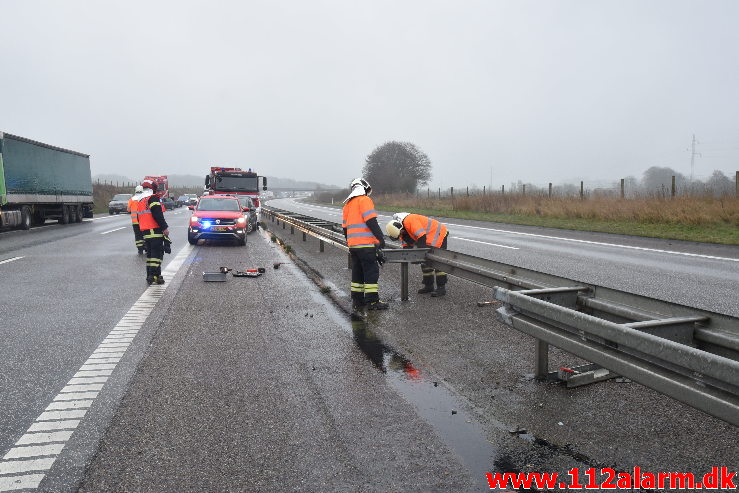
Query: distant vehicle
[
  {"left": 108, "top": 193, "right": 132, "bottom": 215},
  {"left": 161, "top": 196, "right": 176, "bottom": 210},
  {"left": 176, "top": 194, "right": 191, "bottom": 207},
  {"left": 204, "top": 167, "right": 267, "bottom": 209},
  {"left": 185, "top": 194, "right": 198, "bottom": 206},
  {"left": 188, "top": 195, "right": 248, "bottom": 246},
  {"left": 0, "top": 132, "right": 94, "bottom": 229},
  {"left": 238, "top": 196, "right": 258, "bottom": 233}
]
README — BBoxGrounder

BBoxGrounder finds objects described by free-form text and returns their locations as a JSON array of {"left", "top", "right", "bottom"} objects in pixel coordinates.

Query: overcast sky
[{"left": 1, "top": 0, "right": 737, "bottom": 189}]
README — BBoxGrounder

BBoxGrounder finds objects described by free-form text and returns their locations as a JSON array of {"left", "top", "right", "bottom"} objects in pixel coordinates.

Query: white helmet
[
  {"left": 135, "top": 185, "right": 144, "bottom": 193},
  {"left": 349, "top": 177, "right": 371, "bottom": 195},
  {"left": 386, "top": 220, "right": 403, "bottom": 239}
]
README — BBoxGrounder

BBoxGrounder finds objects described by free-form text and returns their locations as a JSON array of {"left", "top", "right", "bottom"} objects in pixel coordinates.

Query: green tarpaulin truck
[{"left": 0, "top": 132, "right": 94, "bottom": 229}]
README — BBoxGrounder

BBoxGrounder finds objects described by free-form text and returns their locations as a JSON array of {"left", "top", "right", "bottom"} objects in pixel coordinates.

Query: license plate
[{"left": 212, "top": 226, "right": 228, "bottom": 232}]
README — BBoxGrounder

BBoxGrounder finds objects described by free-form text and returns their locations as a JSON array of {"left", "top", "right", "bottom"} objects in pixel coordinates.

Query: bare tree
[{"left": 362, "top": 141, "right": 432, "bottom": 194}]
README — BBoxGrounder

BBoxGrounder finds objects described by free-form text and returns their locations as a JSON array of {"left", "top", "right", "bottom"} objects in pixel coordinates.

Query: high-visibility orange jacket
[
  {"left": 342, "top": 195, "right": 380, "bottom": 248},
  {"left": 400, "top": 214, "right": 447, "bottom": 248},
  {"left": 129, "top": 196, "right": 140, "bottom": 224},
  {"left": 138, "top": 195, "right": 165, "bottom": 231}
]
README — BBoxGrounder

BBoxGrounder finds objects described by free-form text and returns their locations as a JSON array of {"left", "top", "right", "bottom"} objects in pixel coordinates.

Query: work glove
[
  {"left": 376, "top": 248, "right": 386, "bottom": 266},
  {"left": 163, "top": 235, "right": 172, "bottom": 254}
]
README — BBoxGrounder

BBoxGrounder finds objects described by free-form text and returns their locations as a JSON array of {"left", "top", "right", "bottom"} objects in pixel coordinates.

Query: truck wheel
[
  {"left": 188, "top": 234, "right": 197, "bottom": 245},
  {"left": 59, "top": 205, "right": 70, "bottom": 224},
  {"left": 109, "top": 209, "right": 114, "bottom": 215},
  {"left": 20, "top": 206, "right": 31, "bottom": 230},
  {"left": 74, "top": 205, "right": 83, "bottom": 222}
]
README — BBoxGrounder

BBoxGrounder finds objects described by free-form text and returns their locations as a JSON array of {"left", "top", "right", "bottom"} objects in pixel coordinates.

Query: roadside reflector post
[
  {"left": 535, "top": 339, "right": 549, "bottom": 379},
  {"left": 302, "top": 232, "right": 307, "bottom": 241},
  {"left": 291, "top": 225, "right": 294, "bottom": 234},
  {"left": 319, "top": 239, "right": 325, "bottom": 252},
  {"left": 282, "top": 221, "right": 285, "bottom": 229},
  {"left": 401, "top": 262, "right": 409, "bottom": 301}
]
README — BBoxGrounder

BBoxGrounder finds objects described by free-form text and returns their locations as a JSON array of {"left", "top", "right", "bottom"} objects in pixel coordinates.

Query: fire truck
[
  {"left": 143, "top": 175, "right": 169, "bottom": 199},
  {"left": 204, "top": 167, "right": 267, "bottom": 208}
]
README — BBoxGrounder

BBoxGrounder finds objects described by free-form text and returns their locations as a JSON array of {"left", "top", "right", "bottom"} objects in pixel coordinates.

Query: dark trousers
[
  {"left": 421, "top": 234, "right": 448, "bottom": 288},
  {"left": 132, "top": 224, "right": 144, "bottom": 252},
  {"left": 143, "top": 232, "right": 164, "bottom": 281},
  {"left": 350, "top": 247, "right": 380, "bottom": 305}
]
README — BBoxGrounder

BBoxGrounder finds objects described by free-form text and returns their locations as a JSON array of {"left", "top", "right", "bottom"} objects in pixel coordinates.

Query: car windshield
[
  {"left": 112, "top": 194, "right": 131, "bottom": 201},
  {"left": 197, "top": 198, "right": 241, "bottom": 211},
  {"left": 178, "top": 195, "right": 188, "bottom": 201}
]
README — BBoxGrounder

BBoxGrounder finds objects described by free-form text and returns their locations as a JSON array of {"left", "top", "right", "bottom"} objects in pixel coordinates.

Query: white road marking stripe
[
  {"left": 100, "top": 227, "right": 126, "bottom": 235},
  {"left": 27, "top": 421, "right": 80, "bottom": 432},
  {"left": 0, "top": 458, "right": 55, "bottom": 475},
  {"left": 0, "top": 473, "right": 45, "bottom": 491},
  {"left": 3, "top": 444, "right": 64, "bottom": 459},
  {"left": 0, "top": 244, "right": 195, "bottom": 491},
  {"left": 74, "top": 370, "right": 113, "bottom": 378},
  {"left": 0, "top": 257, "right": 23, "bottom": 266},
  {"left": 16, "top": 432, "right": 73, "bottom": 446},
  {"left": 36, "top": 410, "right": 87, "bottom": 421},
  {"left": 448, "top": 223, "right": 739, "bottom": 262},
  {"left": 45, "top": 400, "right": 93, "bottom": 411},
  {"left": 452, "top": 237, "right": 520, "bottom": 250},
  {"left": 67, "top": 377, "right": 108, "bottom": 385},
  {"left": 54, "top": 392, "right": 98, "bottom": 401}
]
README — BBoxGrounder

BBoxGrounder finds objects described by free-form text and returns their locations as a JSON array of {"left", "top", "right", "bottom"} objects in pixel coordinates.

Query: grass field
[{"left": 317, "top": 192, "right": 739, "bottom": 245}]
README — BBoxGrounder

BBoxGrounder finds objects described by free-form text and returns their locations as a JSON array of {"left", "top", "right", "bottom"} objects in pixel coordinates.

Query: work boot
[
  {"left": 431, "top": 286, "right": 446, "bottom": 297},
  {"left": 156, "top": 276, "right": 165, "bottom": 285},
  {"left": 417, "top": 286, "right": 434, "bottom": 294},
  {"left": 137, "top": 247, "right": 144, "bottom": 255},
  {"left": 352, "top": 302, "right": 366, "bottom": 312},
  {"left": 146, "top": 277, "right": 154, "bottom": 285},
  {"left": 367, "top": 300, "right": 389, "bottom": 310}
]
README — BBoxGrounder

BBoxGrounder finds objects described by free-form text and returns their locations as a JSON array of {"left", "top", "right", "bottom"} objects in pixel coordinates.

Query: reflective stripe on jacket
[
  {"left": 137, "top": 195, "right": 160, "bottom": 231},
  {"left": 402, "top": 214, "right": 448, "bottom": 248},
  {"left": 342, "top": 195, "right": 379, "bottom": 248}
]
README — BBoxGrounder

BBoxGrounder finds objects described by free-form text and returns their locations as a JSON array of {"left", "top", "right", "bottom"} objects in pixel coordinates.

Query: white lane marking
[
  {"left": 15, "top": 432, "right": 73, "bottom": 446},
  {"left": 0, "top": 473, "right": 45, "bottom": 490},
  {"left": 0, "top": 243, "right": 194, "bottom": 491},
  {"left": 452, "top": 237, "right": 520, "bottom": 250},
  {"left": 100, "top": 227, "right": 126, "bottom": 235},
  {"left": 27, "top": 421, "right": 79, "bottom": 433},
  {"left": 3, "top": 444, "right": 64, "bottom": 459},
  {"left": 0, "top": 458, "right": 55, "bottom": 475},
  {"left": 446, "top": 223, "right": 739, "bottom": 262},
  {"left": 0, "top": 257, "right": 23, "bottom": 265},
  {"left": 277, "top": 199, "right": 739, "bottom": 262}
]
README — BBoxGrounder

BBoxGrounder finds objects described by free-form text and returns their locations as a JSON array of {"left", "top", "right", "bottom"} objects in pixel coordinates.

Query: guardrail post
[
  {"left": 302, "top": 232, "right": 306, "bottom": 241},
  {"left": 319, "top": 239, "right": 325, "bottom": 252},
  {"left": 290, "top": 225, "right": 294, "bottom": 234},
  {"left": 535, "top": 340, "right": 549, "bottom": 379},
  {"left": 282, "top": 221, "right": 285, "bottom": 229},
  {"left": 401, "top": 262, "right": 409, "bottom": 301}
]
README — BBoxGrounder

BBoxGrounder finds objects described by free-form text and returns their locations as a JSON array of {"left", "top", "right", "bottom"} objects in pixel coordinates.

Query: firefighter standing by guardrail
[
  {"left": 342, "top": 178, "right": 388, "bottom": 311},
  {"left": 386, "top": 212, "right": 449, "bottom": 297},
  {"left": 137, "top": 180, "right": 169, "bottom": 285},
  {"left": 128, "top": 185, "right": 146, "bottom": 254}
]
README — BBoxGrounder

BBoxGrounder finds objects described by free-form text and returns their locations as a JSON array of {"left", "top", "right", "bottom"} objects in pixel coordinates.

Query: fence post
[
  {"left": 580, "top": 181, "right": 584, "bottom": 199},
  {"left": 621, "top": 178, "right": 625, "bottom": 199},
  {"left": 427, "top": 188, "right": 430, "bottom": 198},
  {"left": 522, "top": 184, "right": 526, "bottom": 196},
  {"left": 736, "top": 171, "right": 738, "bottom": 197},
  {"left": 671, "top": 175, "right": 676, "bottom": 198},
  {"left": 483, "top": 185, "right": 486, "bottom": 196},
  {"left": 548, "top": 183, "right": 552, "bottom": 198},
  {"left": 501, "top": 185, "right": 505, "bottom": 194},
  {"left": 451, "top": 187, "right": 454, "bottom": 199},
  {"left": 466, "top": 186, "right": 469, "bottom": 197},
  {"left": 438, "top": 188, "right": 441, "bottom": 199}
]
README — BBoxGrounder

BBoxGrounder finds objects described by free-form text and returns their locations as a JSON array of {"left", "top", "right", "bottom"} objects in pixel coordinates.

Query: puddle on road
[{"left": 351, "top": 318, "right": 497, "bottom": 491}]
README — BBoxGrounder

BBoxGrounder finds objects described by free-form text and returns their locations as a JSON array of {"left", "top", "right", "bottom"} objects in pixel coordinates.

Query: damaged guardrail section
[{"left": 262, "top": 206, "right": 739, "bottom": 426}]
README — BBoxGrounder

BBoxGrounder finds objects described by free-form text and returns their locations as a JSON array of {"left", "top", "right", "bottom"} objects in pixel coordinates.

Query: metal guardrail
[{"left": 261, "top": 206, "right": 739, "bottom": 426}]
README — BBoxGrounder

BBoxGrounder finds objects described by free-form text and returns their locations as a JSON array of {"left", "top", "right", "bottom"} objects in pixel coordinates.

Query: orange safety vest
[
  {"left": 402, "top": 214, "right": 447, "bottom": 248},
  {"left": 129, "top": 196, "right": 139, "bottom": 224},
  {"left": 137, "top": 195, "right": 161, "bottom": 230},
  {"left": 342, "top": 195, "right": 379, "bottom": 248}
]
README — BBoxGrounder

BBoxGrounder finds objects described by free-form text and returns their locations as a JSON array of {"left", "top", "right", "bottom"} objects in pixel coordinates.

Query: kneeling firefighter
[
  {"left": 386, "top": 212, "right": 449, "bottom": 297},
  {"left": 342, "top": 178, "right": 388, "bottom": 311},
  {"left": 137, "top": 180, "right": 170, "bottom": 285}
]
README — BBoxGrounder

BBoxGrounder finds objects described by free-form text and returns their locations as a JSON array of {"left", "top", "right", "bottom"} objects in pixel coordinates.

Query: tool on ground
[
  {"left": 477, "top": 300, "right": 499, "bottom": 307},
  {"left": 203, "top": 271, "right": 228, "bottom": 282},
  {"left": 232, "top": 267, "right": 266, "bottom": 277},
  {"left": 273, "top": 262, "right": 290, "bottom": 269}
]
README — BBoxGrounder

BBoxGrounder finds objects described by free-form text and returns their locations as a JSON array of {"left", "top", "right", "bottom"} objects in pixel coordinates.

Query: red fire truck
[
  {"left": 204, "top": 167, "right": 267, "bottom": 208},
  {"left": 143, "top": 175, "right": 170, "bottom": 199}
]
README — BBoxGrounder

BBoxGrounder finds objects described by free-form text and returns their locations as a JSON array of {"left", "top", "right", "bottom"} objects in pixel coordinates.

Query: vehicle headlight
[
  {"left": 237, "top": 217, "right": 246, "bottom": 224},
  {"left": 190, "top": 216, "right": 199, "bottom": 223}
]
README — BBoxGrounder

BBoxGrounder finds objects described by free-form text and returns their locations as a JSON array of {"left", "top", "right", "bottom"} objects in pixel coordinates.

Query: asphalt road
[{"left": 267, "top": 198, "right": 739, "bottom": 317}]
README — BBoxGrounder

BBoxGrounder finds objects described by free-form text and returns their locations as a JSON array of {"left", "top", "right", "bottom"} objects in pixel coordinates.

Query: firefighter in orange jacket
[
  {"left": 137, "top": 180, "right": 169, "bottom": 285},
  {"left": 386, "top": 212, "right": 449, "bottom": 297},
  {"left": 128, "top": 185, "right": 146, "bottom": 254},
  {"left": 342, "top": 178, "right": 388, "bottom": 311}
]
